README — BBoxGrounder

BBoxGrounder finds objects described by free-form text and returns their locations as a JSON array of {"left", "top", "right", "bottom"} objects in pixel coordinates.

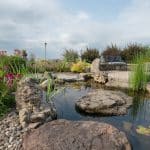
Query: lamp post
[{"left": 44, "top": 42, "right": 47, "bottom": 61}]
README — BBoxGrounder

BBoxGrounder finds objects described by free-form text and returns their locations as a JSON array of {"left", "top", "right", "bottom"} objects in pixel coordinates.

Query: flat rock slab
[
  {"left": 76, "top": 89, "right": 132, "bottom": 116},
  {"left": 54, "top": 73, "right": 84, "bottom": 82},
  {"left": 23, "top": 119, "right": 131, "bottom": 150}
]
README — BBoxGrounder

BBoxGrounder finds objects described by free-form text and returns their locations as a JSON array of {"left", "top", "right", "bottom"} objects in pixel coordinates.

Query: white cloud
[{"left": 0, "top": 0, "right": 150, "bottom": 58}]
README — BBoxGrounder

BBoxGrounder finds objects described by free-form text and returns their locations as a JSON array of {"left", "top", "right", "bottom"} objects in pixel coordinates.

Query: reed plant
[
  {"left": 130, "top": 49, "right": 150, "bottom": 91},
  {"left": 46, "top": 77, "right": 65, "bottom": 101}
]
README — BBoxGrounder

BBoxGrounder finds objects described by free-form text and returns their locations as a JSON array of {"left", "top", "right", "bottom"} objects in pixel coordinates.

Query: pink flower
[
  {"left": 5, "top": 73, "right": 15, "bottom": 88},
  {"left": 5, "top": 73, "right": 15, "bottom": 80}
]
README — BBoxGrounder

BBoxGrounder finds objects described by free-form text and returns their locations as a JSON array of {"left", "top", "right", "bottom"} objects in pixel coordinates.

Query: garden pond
[{"left": 52, "top": 82, "right": 150, "bottom": 150}]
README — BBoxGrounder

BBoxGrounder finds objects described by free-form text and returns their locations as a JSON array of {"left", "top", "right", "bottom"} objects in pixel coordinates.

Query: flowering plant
[
  {"left": 0, "top": 55, "right": 27, "bottom": 116},
  {"left": 4, "top": 73, "right": 22, "bottom": 88}
]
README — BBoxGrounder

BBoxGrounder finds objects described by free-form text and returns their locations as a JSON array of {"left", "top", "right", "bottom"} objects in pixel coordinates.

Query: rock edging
[{"left": 15, "top": 77, "right": 57, "bottom": 129}]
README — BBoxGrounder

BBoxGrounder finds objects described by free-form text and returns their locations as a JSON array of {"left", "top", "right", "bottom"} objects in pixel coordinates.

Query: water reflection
[
  {"left": 130, "top": 93, "right": 150, "bottom": 124},
  {"left": 130, "top": 93, "right": 145, "bottom": 119},
  {"left": 64, "top": 80, "right": 105, "bottom": 90}
]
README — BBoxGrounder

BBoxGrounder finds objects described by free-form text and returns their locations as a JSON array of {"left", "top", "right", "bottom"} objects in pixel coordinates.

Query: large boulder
[
  {"left": 91, "top": 58, "right": 108, "bottom": 84},
  {"left": 76, "top": 89, "right": 132, "bottom": 116},
  {"left": 90, "top": 58, "right": 100, "bottom": 73},
  {"left": 15, "top": 77, "right": 57, "bottom": 128},
  {"left": 23, "top": 119, "right": 131, "bottom": 150}
]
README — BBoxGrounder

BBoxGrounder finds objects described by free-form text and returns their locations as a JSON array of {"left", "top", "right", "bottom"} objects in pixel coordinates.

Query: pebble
[{"left": 0, "top": 111, "right": 26, "bottom": 150}]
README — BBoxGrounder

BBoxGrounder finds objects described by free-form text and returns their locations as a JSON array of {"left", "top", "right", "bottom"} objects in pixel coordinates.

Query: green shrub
[
  {"left": 0, "top": 75, "right": 16, "bottom": 117},
  {"left": 57, "top": 60, "right": 72, "bottom": 72},
  {"left": 0, "top": 81, "right": 15, "bottom": 107},
  {"left": 28, "top": 60, "right": 54, "bottom": 73},
  {"left": 81, "top": 48, "right": 100, "bottom": 63},
  {"left": 62, "top": 49, "right": 79, "bottom": 62},
  {"left": 28, "top": 59, "right": 72, "bottom": 73},
  {"left": 121, "top": 43, "right": 148, "bottom": 63},
  {"left": 0, "top": 55, "right": 27, "bottom": 74},
  {"left": 71, "top": 61, "right": 90, "bottom": 73},
  {"left": 102, "top": 44, "right": 121, "bottom": 61}
]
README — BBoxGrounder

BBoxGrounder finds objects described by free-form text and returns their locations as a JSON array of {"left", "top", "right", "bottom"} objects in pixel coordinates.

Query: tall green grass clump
[
  {"left": 130, "top": 49, "right": 150, "bottom": 91},
  {"left": 46, "top": 77, "right": 65, "bottom": 101}
]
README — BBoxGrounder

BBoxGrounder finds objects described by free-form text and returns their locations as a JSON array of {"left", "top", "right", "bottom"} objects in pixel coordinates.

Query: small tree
[
  {"left": 22, "top": 50, "right": 28, "bottom": 60},
  {"left": 102, "top": 44, "right": 121, "bottom": 62},
  {"left": 14, "top": 49, "right": 28, "bottom": 60},
  {"left": 81, "top": 48, "right": 100, "bottom": 63},
  {"left": 121, "top": 43, "right": 148, "bottom": 63},
  {"left": 62, "top": 49, "right": 79, "bottom": 62}
]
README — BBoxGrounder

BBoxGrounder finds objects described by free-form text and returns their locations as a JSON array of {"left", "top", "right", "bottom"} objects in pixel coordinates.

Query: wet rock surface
[
  {"left": 23, "top": 119, "right": 131, "bottom": 150},
  {"left": 76, "top": 89, "right": 132, "bottom": 116}
]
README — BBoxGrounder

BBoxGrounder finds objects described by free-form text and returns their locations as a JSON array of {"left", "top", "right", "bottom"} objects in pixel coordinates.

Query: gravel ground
[{"left": 0, "top": 111, "right": 25, "bottom": 150}]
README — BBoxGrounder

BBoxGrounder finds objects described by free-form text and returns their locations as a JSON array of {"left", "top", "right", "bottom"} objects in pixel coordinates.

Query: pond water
[{"left": 53, "top": 82, "right": 150, "bottom": 150}]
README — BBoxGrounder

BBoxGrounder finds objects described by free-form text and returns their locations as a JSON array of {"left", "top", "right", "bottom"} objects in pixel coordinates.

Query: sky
[{"left": 0, "top": 0, "right": 150, "bottom": 59}]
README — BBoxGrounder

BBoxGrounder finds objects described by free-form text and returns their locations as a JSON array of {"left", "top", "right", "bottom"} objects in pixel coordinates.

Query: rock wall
[{"left": 15, "top": 77, "right": 57, "bottom": 129}]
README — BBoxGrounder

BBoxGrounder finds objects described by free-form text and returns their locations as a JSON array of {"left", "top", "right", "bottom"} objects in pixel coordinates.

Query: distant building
[
  {"left": 100, "top": 55, "right": 127, "bottom": 71},
  {"left": 103, "top": 55, "right": 123, "bottom": 63}
]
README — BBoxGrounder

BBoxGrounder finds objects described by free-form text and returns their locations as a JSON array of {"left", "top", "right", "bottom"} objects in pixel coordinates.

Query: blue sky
[
  {"left": 62, "top": 0, "right": 131, "bottom": 21},
  {"left": 0, "top": 0, "right": 150, "bottom": 59}
]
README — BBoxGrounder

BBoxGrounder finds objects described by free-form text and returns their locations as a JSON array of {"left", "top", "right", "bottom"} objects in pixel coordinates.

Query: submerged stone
[{"left": 76, "top": 89, "right": 132, "bottom": 116}]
